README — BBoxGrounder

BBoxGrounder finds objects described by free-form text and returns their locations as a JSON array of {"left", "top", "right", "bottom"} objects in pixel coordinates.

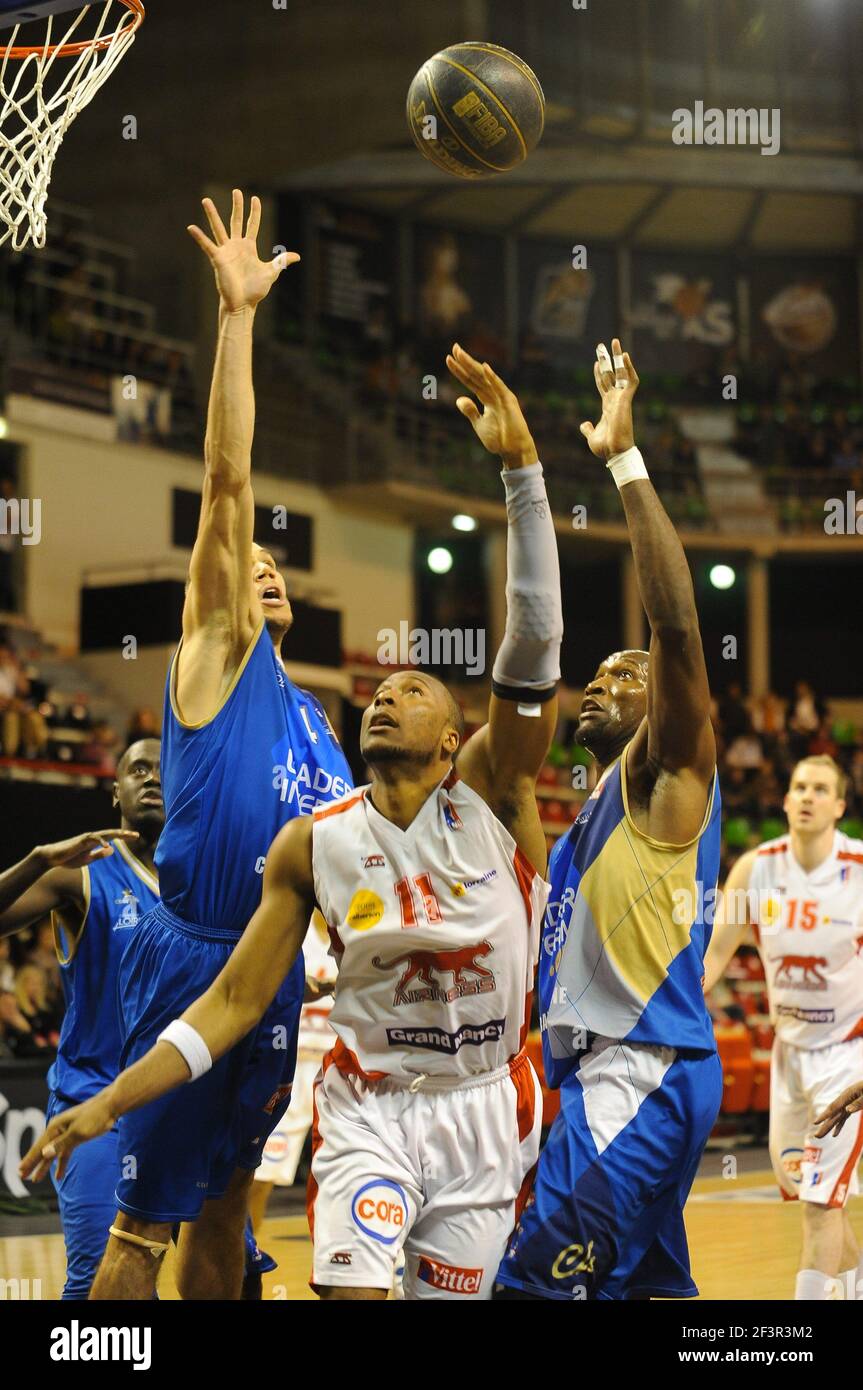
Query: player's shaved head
[
  {"left": 361, "top": 669, "right": 464, "bottom": 770},
  {"left": 423, "top": 673, "right": 466, "bottom": 752},
  {"left": 575, "top": 649, "right": 650, "bottom": 767}
]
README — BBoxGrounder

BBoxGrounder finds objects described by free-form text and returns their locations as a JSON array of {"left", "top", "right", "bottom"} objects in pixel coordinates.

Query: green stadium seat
[
  {"left": 831, "top": 720, "right": 857, "bottom": 745},
  {"left": 724, "top": 817, "right": 752, "bottom": 849},
  {"left": 840, "top": 816, "right": 863, "bottom": 838},
  {"left": 759, "top": 818, "right": 785, "bottom": 842}
]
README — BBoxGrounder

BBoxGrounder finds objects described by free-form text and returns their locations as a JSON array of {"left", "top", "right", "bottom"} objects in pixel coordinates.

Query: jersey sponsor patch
[
  {"left": 781, "top": 1147, "right": 804, "bottom": 1184},
  {"left": 363, "top": 854, "right": 385, "bottom": 869},
  {"left": 112, "top": 889, "right": 140, "bottom": 931},
  {"left": 450, "top": 868, "right": 497, "bottom": 897},
  {"left": 775, "top": 1005, "right": 835, "bottom": 1023},
  {"left": 351, "top": 1180, "right": 407, "bottom": 1245},
  {"left": 372, "top": 943, "right": 496, "bottom": 1005},
  {"left": 386, "top": 1018, "right": 505, "bottom": 1053},
  {"left": 346, "top": 890, "right": 385, "bottom": 931},
  {"left": 416, "top": 1255, "right": 482, "bottom": 1294}
]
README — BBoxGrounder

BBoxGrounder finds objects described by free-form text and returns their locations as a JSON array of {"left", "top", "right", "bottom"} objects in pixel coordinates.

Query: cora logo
[
  {"left": 351, "top": 1179, "right": 407, "bottom": 1245},
  {"left": 263, "top": 1134, "right": 289, "bottom": 1162},
  {"left": 781, "top": 1147, "right": 804, "bottom": 1183}
]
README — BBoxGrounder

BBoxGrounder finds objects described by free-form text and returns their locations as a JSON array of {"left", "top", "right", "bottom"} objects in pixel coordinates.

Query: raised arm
[
  {"left": 0, "top": 830, "right": 140, "bottom": 939},
  {"left": 177, "top": 191, "right": 299, "bottom": 725},
  {"left": 20, "top": 817, "right": 316, "bottom": 1182},
  {"left": 703, "top": 848, "right": 756, "bottom": 993},
  {"left": 447, "top": 345, "right": 562, "bottom": 872},
  {"left": 581, "top": 339, "right": 715, "bottom": 835}
]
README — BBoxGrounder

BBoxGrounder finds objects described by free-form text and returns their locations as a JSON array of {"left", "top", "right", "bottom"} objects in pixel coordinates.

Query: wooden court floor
[{"left": 3, "top": 1171, "right": 862, "bottom": 1300}]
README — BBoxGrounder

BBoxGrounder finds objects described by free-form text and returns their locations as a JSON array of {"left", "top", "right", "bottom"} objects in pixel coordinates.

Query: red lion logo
[
  {"left": 770, "top": 954, "right": 828, "bottom": 986},
  {"left": 372, "top": 942, "right": 495, "bottom": 1004}
]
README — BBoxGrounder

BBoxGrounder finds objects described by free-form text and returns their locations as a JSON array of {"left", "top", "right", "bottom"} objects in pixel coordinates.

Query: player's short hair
[{"left": 790, "top": 754, "right": 847, "bottom": 800}]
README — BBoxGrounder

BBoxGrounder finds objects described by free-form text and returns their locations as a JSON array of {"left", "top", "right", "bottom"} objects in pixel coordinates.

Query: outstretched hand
[
  {"left": 580, "top": 337, "right": 639, "bottom": 461},
  {"left": 813, "top": 1080, "right": 863, "bottom": 1139},
  {"left": 446, "top": 343, "right": 538, "bottom": 469},
  {"left": 19, "top": 1093, "right": 116, "bottom": 1183},
  {"left": 188, "top": 189, "right": 299, "bottom": 313}
]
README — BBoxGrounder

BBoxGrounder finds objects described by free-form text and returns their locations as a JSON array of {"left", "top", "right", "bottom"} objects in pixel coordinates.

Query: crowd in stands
[
  {"left": 0, "top": 925, "right": 63, "bottom": 1061},
  {"left": 709, "top": 679, "right": 862, "bottom": 876},
  {"left": 0, "top": 631, "right": 132, "bottom": 772}
]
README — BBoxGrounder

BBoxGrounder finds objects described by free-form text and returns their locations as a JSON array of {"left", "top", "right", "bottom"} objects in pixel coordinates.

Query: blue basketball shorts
[
  {"left": 496, "top": 1037, "right": 723, "bottom": 1300},
  {"left": 47, "top": 1091, "right": 119, "bottom": 1299},
  {"left": 115, "top": 901, "right": 303, "bottom": 1224}
]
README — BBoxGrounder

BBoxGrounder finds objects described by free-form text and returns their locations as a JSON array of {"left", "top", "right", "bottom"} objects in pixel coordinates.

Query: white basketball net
[{"left": 0, "top": 2, "right": 141, "bottom": 251}]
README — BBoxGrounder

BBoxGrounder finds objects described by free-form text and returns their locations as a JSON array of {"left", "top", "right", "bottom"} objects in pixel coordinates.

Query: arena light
[
  {"left": 0, "top": 416, "right": 7, "bottom": 438},
  {"left": 451, "top": 513, "right": 477, "bottom": 532},
  {"left": 709, "top": 564, "right": 736, "bottom": 590},
  {"left": 427, "top": 546, "right": 453, "bottom": 574}
]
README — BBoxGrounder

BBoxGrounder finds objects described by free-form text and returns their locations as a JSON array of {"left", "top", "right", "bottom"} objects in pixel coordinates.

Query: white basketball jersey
[
  {"left": 298, "top": 913, "right": 337, "bottom": 1058},
  {"left": 311, "top": 769, "right": 547, "bottom": 1080},
  {"left": 749, "top": 832, "right": 863, "bottom": 1049}
]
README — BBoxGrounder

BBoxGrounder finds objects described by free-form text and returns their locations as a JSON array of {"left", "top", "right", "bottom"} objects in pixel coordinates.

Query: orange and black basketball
[{"left": 406, "top": 41, "right": 545, "bottom": 180}]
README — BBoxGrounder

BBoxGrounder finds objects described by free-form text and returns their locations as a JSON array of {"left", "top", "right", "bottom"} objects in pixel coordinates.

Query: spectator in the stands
[
  {"left": 718, "top": 680, "right": 750, "bottom": 741},
  {"left": 725, "top": 727, "right": 764, "bottom": 774},
  {"left": 753, "top": 757, "right": 786, "bottom": 818},
  {"left": 807, "top": 718, "right": 840, "bottom": 760},
  {"left": 12, "top": 963, "right": 60, "bottom": 1053},
  {"left": 0, "top": 641, "right": 48, "bottom": 757},
  {"left": 0, "top": 474, "right": 18, "bottom": 612},
  {"left": 787, "top": 680, "right": 824, "bottom": 757},
  {"left": 126, "top": 706, "right": 160, "bottom": 743},
  {"left": 750, "top": 690, "right": 786, "bottom": 752},
  {"left": 64, "top": 692, "right": 93, "bottom": 730},
  {"left": 722, "top": 766, "right": 760, "bottom": 818},
  {"left": 26, "top": 918, "right": 62, "bottom": 1005},
  {"left": 79, "top": 719, "right": 119, "bottom": 774}
]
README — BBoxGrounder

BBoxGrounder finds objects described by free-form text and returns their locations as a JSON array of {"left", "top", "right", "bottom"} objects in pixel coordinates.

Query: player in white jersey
[
  {"left": 705, "top": 755, "right": 863, "bottom": 1300},
  {"left": 249, "top": 912, "right": 336, "bottom": 1230},
  {"left": 22, "top": 344, "right": 564, "bottom": 1301}
]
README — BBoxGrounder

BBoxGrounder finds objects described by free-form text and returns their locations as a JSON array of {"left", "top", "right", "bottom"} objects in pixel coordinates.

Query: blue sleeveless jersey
[
  {"left": 539, "top": 744, "right": 721, "bottom": 1087},
  {"left": 48, "top": 842, "right": 160, "bottom": 1102},
  {"left": 155, "top": 620, "right": 353, "bottom": 936}
]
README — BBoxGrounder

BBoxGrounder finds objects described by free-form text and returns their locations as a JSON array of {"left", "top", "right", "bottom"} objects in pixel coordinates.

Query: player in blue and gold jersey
[
  {"left": 82, "top": 191, "right": 352, "bottom": 1302},
  {"left": 496, "top": 339, "right": 723, "bottom": 1301},
  {"left": 0, "top": 739, "right": 162, "bottom": 1297}
]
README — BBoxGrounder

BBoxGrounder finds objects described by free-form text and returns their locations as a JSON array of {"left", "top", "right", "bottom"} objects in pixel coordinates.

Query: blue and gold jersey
[
  {"left": 47, "top": 842, "right": 159, "bottom": 1103},
  {"left": 155, "top": 619, "right": 353, "bottom": 937},
  {"left": 539, "top": 742, "right": 720, "bottom": 1087}
]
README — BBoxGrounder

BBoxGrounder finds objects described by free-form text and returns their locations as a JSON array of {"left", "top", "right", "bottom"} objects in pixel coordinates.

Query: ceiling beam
[{"left": 280, "top": 144, "right": 863, "bottom": 198}]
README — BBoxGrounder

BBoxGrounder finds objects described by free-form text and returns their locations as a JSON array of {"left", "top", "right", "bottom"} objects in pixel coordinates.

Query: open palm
[
  {"left": 188, "top": 189, "right": 299, "bottom": 313},
  {"left": 580, "top": 338, "right": 639, "bottom": 461},
  {"left": 446, "top": 343, "right": 537, "bottom": 466}
]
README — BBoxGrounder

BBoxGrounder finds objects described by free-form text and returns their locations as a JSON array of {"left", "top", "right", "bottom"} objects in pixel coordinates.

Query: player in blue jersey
[
  {"left": 63, "top": 190, "right": 352, "bottom": 1301},
  {"left": 495, "top": 339, "right": 723, "bottom": 1300},
  {"left": 0, "top": 739, "right": 162, "bottom": 1298}
]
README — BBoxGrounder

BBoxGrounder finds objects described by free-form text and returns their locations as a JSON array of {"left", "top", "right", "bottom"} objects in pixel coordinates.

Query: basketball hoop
[{"left": 0, "top": 1, "right": 144, "bottom": 251}]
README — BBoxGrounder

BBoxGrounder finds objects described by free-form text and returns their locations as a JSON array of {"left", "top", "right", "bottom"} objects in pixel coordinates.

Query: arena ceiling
[{"left": 281, "top": 138, "right": 863, "bottom": 254}]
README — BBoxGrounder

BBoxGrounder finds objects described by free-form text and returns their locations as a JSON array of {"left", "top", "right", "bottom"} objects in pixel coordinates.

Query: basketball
[{"left": 406, "top": 41, "right": 544, "bottom": 180}]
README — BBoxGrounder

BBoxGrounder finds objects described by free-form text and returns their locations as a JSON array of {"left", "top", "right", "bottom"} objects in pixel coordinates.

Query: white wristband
[
  {"left": 157, "top": 1019, "right": 212, "bottom": 1081},
  {"left": 606, "top": 445, "right": 648, "bottom": 490}
]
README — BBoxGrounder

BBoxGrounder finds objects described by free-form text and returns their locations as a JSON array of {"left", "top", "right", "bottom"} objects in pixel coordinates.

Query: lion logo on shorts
[{"left": 372, "top": 942, "right": 496, "bottom": 1005}]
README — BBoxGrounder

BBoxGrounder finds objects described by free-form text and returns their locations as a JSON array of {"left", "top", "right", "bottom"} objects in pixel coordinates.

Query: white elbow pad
[{"left": 157, "top": 1019, "right": 213, "bottom": 1081}]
